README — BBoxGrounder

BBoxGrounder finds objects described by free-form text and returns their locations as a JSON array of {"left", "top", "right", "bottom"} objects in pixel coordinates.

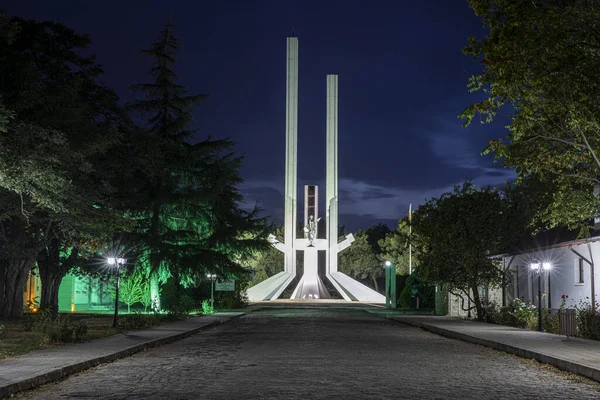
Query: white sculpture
[
  {"left": 245, "top": 37, "right": 384, "bottom": 303},
  {"left": 304, "top": 215, "right": 321, "bottom": 247}
]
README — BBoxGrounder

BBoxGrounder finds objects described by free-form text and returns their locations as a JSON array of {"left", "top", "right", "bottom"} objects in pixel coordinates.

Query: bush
[
  {"left": 119, "top": 312, "right": 168, "bottom": 330},
  {"left": 485, "top": 301, "right": 524, "bottom": 328},
  {"left": 202, "top": 300, "right": 215, "bottom": 315},
  {"left": 513, "top": 299, "right": 538, "bottom": 330},
  {"left": 0, "top": 324, "right": 4, "bottom": 338},
  {"left": 163, "top": 294, "right": 196, "bottom": 317},
  {"left": 575, "top": 300, "right": 600, "bottom": 340},
  {"left": 543, "top": 309, "right": 559, "bottom": 334},
  {"left": 20, "top": 309, "right": 88, "bottom": 343},
  {"left": 399, "top": 271, "right": 435, "bottom": 309}
]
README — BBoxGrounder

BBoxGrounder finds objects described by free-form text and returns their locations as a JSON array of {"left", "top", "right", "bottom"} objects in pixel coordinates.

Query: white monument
[{"left": 246, "top": 37, "right": 385, "bottom": 303}]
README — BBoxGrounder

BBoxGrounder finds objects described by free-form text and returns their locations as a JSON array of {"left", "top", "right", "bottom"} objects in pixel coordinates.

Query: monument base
[{"left": 246, "top": 271, "right": 295, "bottom": 301}]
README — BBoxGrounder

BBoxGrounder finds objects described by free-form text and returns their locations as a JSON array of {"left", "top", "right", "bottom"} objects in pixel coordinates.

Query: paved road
[{"left": 20, "top": 309, "right": 600, "bottom": 399}]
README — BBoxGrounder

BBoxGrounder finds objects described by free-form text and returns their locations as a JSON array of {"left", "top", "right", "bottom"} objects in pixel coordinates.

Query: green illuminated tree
[
  {"left": 412, "top": 181, "right": 527, "bottom": 320},
  {"left": 109, "top": 269, "right": 147, "bottom": 313},
  {"left": 462, "top": 0, "right": 600, "bottom": 234},
  {"left": 125, "top": 18, "right": 270, "bottom": 305}
]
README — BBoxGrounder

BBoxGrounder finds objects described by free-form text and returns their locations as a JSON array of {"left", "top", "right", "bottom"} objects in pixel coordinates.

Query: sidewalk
[
  {"left": 387, "top": 315, "right": 600, "bottom": 382},
  {"left": 0, "top": 312, "right": 244, "bottom": 398}
]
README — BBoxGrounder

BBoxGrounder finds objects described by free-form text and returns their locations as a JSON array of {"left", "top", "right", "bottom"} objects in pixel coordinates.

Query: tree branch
[
  {"left": 541, "top": 166, "right": 600, "bottom": 185},
  {"left": 449, "top": 289, "right": 477, "bottom": 312},
  {"left": 576, "top": 124, "right": 600, "bottom": 172}
]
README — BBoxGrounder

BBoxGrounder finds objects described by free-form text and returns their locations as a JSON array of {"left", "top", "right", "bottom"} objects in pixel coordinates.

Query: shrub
[
  {"left": 162, "top": 294, "right": 196, "bottom": 317},
  {"left": 513, "top": 299, "right": 538, "bottom": 330},
  {"left": 202, "top": 300, "right": 215, "bottom": 315},
  {"left": 21, "top": 309, "right": 88, "bottom": 343},
  {"left": 575, "top": 300, "right": 600, "bottom": 341},
  {"left": 119, "top": 312, "right": 161, "bottom": 330},
  {"left": 484, "top": 301, "right": 524, "bottom": 328},
  {"left": 399, "top": 271, "right": 435, "bottom": 309},
  {"left": 0, "top": 324, "right": 4, "bottom": 338},
  {"left": 542, "top": 309, "right": 559, "bottom": 334}
]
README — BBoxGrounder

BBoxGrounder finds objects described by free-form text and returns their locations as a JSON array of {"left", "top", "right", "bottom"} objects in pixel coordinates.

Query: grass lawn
[
  {"left": 0, "top": 311, "right": 183, "bottom": 360},
  {"left": 0, "top": 314, "right": 119, "bottom": 360}
]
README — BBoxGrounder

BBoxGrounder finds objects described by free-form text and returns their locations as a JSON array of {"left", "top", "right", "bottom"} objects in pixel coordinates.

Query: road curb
[
  {"left": 0, "top": 313, "right": 244, "bottom": 399},
  {"left": 388, "top": 317, "right": 600, "bottom": 383}
]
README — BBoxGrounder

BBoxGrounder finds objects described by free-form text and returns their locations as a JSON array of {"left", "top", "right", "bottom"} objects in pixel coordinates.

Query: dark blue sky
[{"left": 5, "top": 1, "right": 515, "bottom": 232}]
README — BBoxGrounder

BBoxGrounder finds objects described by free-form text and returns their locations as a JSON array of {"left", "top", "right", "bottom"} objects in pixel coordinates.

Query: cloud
[
  {"left": 238, "top": 123, "right": 517, "bottom": 231},
  {"left": 239, "top": 163, "right": 516, "bottom": 231},
  {"left": 428, "top": 128, "right": 516, "bottom": 188}
]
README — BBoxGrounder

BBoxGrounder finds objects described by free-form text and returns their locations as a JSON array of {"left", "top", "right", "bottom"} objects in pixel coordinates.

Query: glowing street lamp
[
  {"left": 530, "top": 260, "right": 551, "bottom": 332},
  {"left": 108, "top": 257, "right": 126, "bottom": 328},
  {"left": 206, "top": 273, "right": 217, "bottom": 309}
]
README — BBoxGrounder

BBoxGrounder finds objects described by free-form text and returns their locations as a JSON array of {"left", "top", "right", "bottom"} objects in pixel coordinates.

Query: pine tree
[{"left": 126, "top": 19, "right": 270, "bottom": 301}]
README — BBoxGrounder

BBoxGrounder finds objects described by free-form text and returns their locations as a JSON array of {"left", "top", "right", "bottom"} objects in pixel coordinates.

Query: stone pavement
[
  {"left": 387, "top": 315, "right": 600, "bottom": 383},
  {"left": 15, "top": 308, "right": 600, "bottom": 399},
  {"left": 0, "top": 312, "right": 244, "bottom": 398},
  {"left": 3, "top": 307, "right": 600, "bottom": 399}
]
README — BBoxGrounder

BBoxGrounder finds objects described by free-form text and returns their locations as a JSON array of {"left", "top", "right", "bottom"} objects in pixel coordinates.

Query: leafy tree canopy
[
  {"left": 412, "top": 181, "right": 528, "bottom": 320},
  {"left": 125, "top": 18, "right": 270, "bottom": 288},
  {"left": 462, "top": 0, "right": 600, "bottom": 234},
  {"left": 0, "top": 13, "right": 127, "bottom": 317},
  {"left": 378, "top": 219, "right": 417, "bottom": 275},
  {"left": 339, "top": 230, "right": 384, "bottom": 292}
]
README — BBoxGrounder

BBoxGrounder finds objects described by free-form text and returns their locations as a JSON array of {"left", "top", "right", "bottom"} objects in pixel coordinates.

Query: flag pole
[{"left": 409, "top": 203, "right": 412, "bottom": 275}]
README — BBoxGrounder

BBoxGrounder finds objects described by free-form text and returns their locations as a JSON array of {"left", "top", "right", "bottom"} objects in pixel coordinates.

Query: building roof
[{"left": 500, "top": 236, "right": 600, "bottom": 258}]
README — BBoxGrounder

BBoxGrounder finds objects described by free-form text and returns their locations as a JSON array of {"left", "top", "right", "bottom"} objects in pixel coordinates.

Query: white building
[{"left": 448, "top": 233, "right": 600, "bottom": 317}]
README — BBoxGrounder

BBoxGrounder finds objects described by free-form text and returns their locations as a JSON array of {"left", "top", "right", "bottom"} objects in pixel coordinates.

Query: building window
[{"left": 574, "top": 258, "right": 585, "bottom": 284}]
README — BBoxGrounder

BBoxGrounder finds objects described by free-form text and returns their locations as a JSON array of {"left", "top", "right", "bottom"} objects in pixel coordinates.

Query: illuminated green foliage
[
  {"left": 124, "top": 18, "right": 270, "bottom": 305},
  {"left": 109, "top": 270, "right": 147, "bottom": 313}
]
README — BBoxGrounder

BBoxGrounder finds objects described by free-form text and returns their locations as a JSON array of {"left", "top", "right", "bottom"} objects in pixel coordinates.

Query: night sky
[{"left": 5, "top": 1, "right": 515, "bottom": 232}]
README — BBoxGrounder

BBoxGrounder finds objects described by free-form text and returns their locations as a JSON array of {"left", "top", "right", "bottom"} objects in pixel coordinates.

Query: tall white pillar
[
  {"left": 247, "top": 39, "right": 384, "bottom": 303},
  {"left": 284, "top": 37, "right": 299, "bottom": 276},
  {"left": 326, "top": 74, "right": 338, "bottom": 274}
]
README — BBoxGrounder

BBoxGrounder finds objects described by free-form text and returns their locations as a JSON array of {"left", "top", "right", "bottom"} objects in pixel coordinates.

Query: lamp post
[
  {"left": 206, "top": 273, "right": 217, "bottom": 309},
  {"left": 384, "top": 261, "right": 397, "bottom": 309},
  {"left": 108, "top": 257, "right": 126, "bottom": 328},
  {"left": 530, "top": 261, "right": 551, "bottom": 332}
]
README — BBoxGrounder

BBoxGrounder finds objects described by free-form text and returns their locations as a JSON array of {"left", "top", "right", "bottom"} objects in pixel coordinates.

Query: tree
[
  {"left": 0, "top": 15, "right": 126, "bottom": 317},
  {"left": 245, "top": 226, "right": 284, "bottom": 287},
  {"left": 125, "top": 18, "right": 270, "bottom": 303},
  {"left": 378, "top": 219, "right": 418, "bottom": 276},
  {"left": 412, "top": 181, "right": 527, "bottom": 320},
  {"left": 109, "top": 269, "right": 147, "bottom": 313},
  {"left": 364, "top": 223, "right": 390, "bottom": 254},
  {"left": 339, "top": 230, "right": 383, "bottom": 292},
  {"left": 461, "top": 0, "right": 600, "bottom": 234}
]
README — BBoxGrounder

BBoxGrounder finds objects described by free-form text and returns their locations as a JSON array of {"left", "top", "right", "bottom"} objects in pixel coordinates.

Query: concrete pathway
[
  {"left": 387, "top": 315, "right": 600, "bottom": 382},
  {"left": 0, "top": 313, "right": 243, "bottom": 398}
]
